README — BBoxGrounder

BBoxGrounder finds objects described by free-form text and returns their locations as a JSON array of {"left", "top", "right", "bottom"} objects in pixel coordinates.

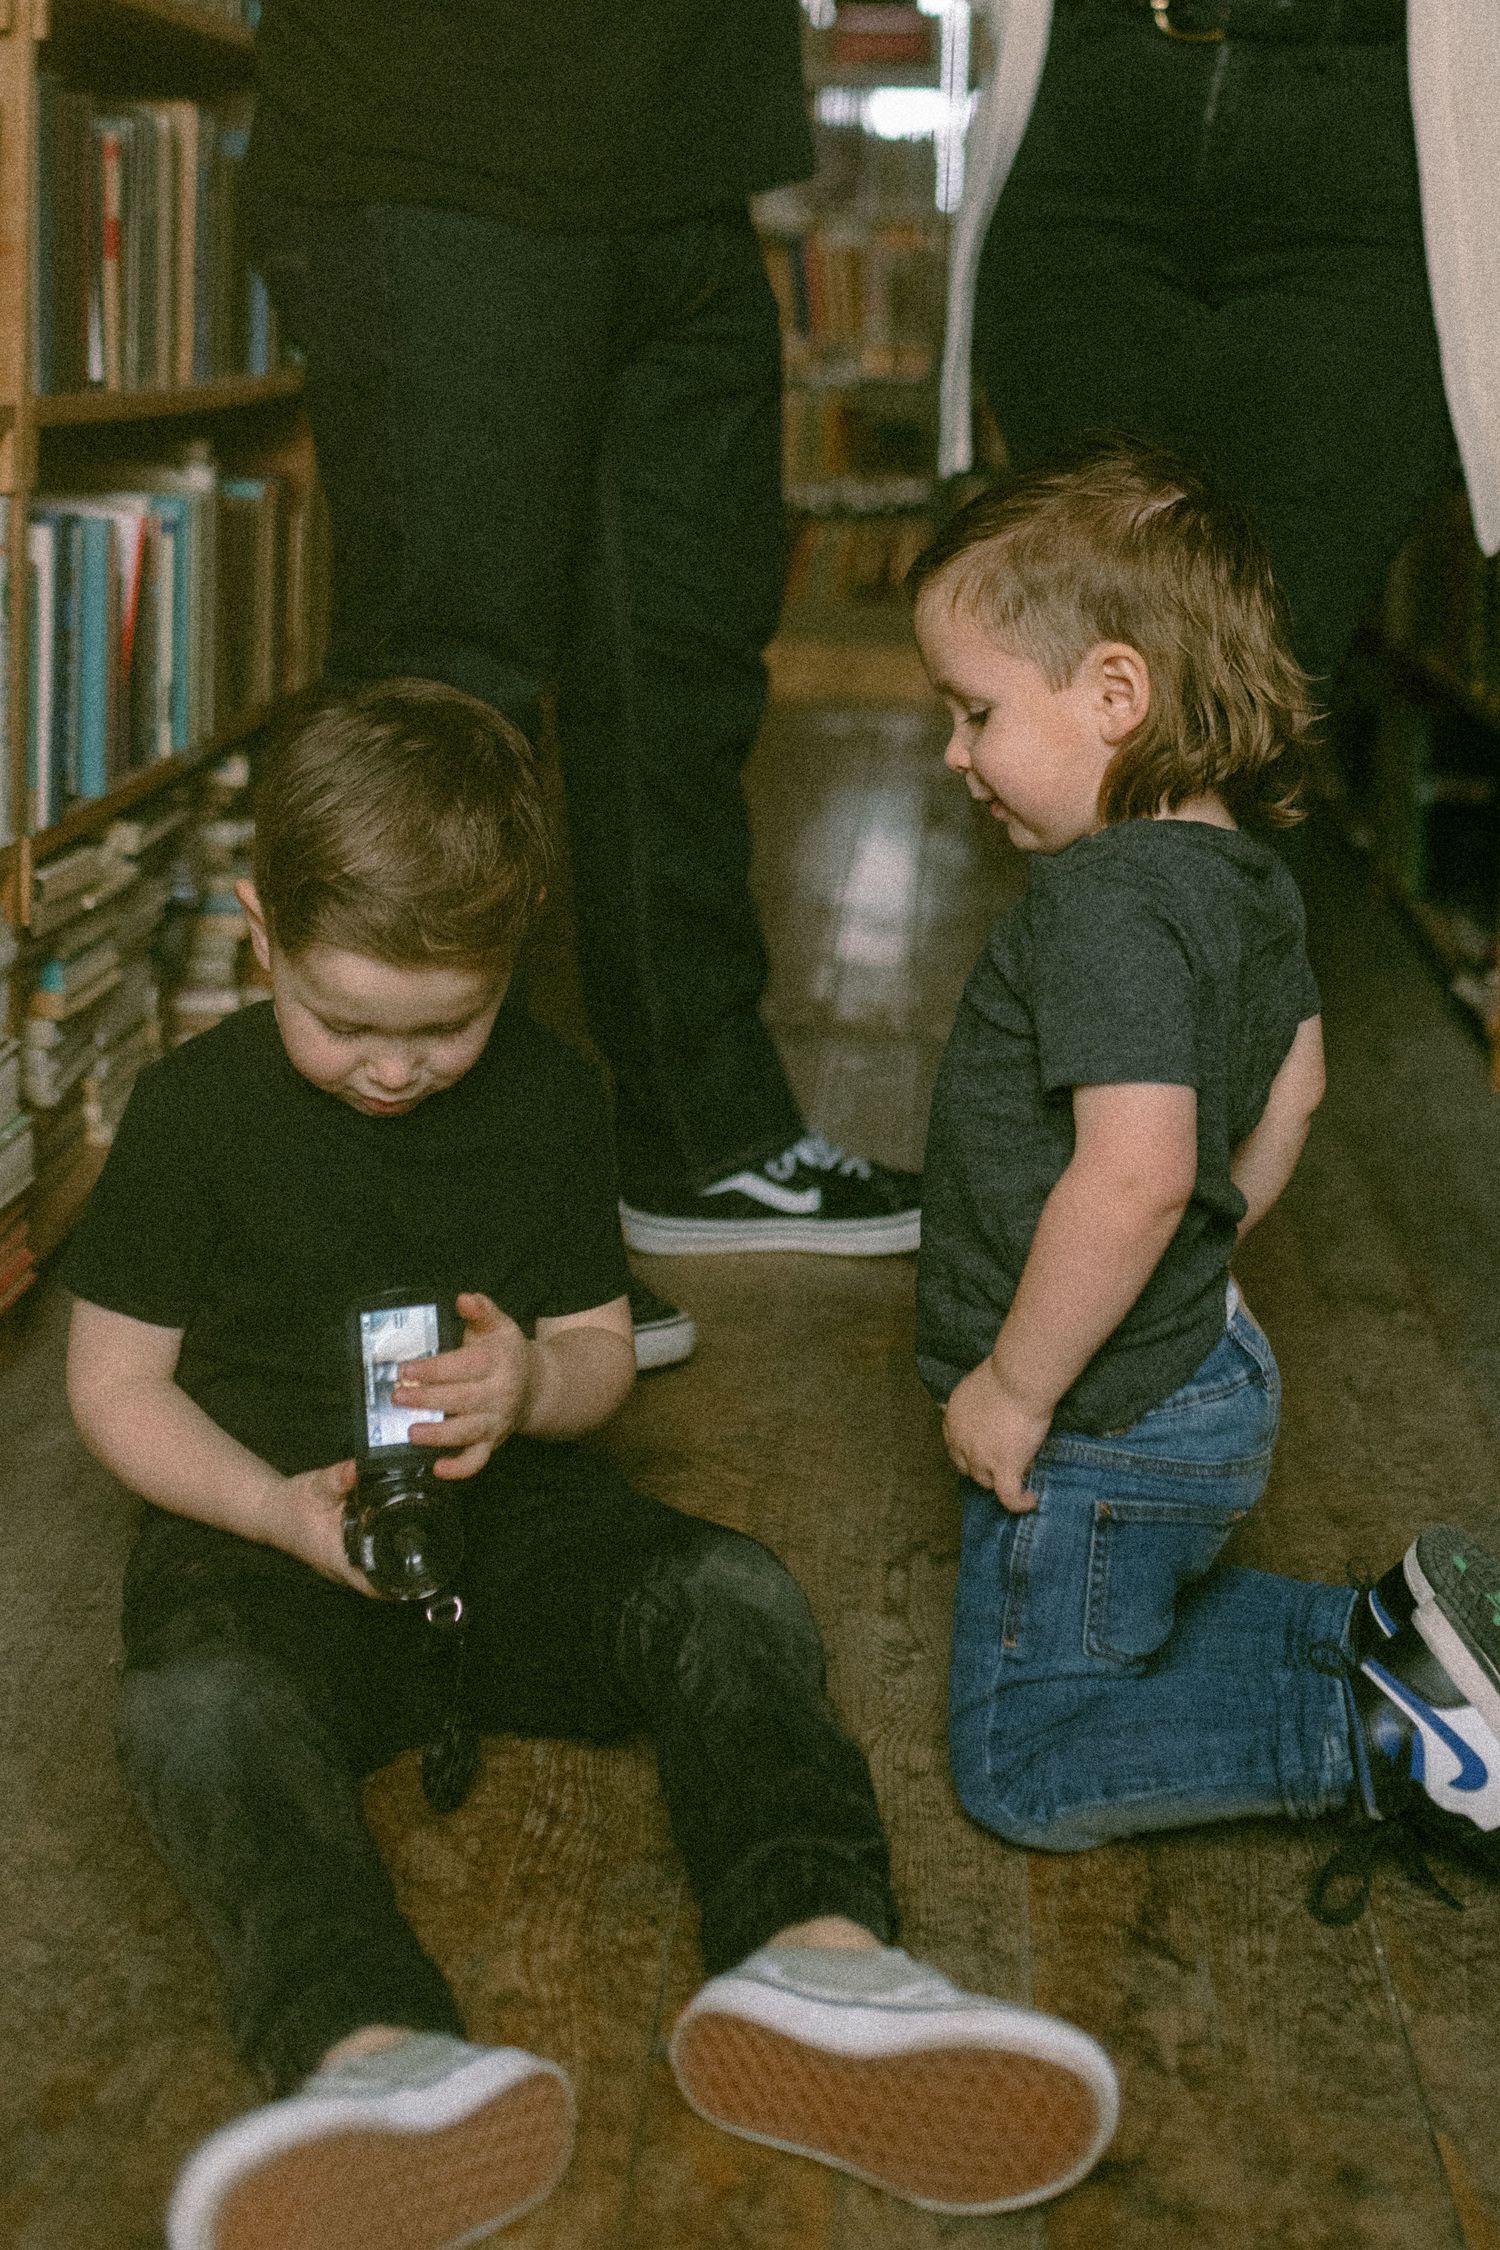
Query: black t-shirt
[
  {"left": 917, "top": 820, "right": 1321, "bottom": 1433},
  {"left": 247, "top": 1, "right": 814, "bottom": 232},
  {"left": 64, "top": 992, "right": 630, "bottom": 1476}
]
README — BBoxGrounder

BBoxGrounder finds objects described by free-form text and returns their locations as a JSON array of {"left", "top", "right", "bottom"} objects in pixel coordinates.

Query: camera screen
[{"left": 359, "top": 1301, "right": 444, "bottom": 1450}]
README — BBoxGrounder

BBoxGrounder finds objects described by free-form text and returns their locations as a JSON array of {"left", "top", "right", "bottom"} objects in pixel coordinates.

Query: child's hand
[
  {"left": 395, "top": 1292, "right": 531, "bottom": 1480},
  {"left": 267, "top": 1459, "right": 374, "bottom": 1593},
  {"left": 942, "top": 1359, "right": 1049, "bottom": 1514}
]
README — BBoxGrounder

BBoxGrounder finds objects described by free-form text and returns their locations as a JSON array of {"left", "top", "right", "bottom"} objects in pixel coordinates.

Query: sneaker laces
[
  {"left": 1306, "top": 1633, "right": 1467, "bottom": 1925},
  {"left": 765, "top": 1133, "right": 873, "bottom": 1185},
  {"left": 1307, "top": 1813, "right": 1466, "bottom": 1927}
]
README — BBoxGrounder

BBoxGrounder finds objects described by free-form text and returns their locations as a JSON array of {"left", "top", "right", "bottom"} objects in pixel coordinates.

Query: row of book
[
  {"left": 764, "top": 223, "right": 945, "bottom": 378},
  {"left": 757, "top": 121, "right": 947, "bottom": 233},
  {"left": 25, "top": 453, "right": 329, "bottom": 834},
  {"left": 1, "top": 525, "right": 11, "bottom": 849},
  {"left": 783, "top": 510, "right": 936, "bottom": 607},
  {"left": 34, "top": 78, "right": 284, "bottom": 397},
  {"left": 784, "top": 376, "right": 936, "bottom": 489}
]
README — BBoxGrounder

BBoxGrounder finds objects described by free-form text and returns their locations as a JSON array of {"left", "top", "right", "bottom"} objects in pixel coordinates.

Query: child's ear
[
  {"left": 1092, "top": 643, "right": 1151, "bottom": 743},
  {"left": 235, "top": 878, "right": 274, "bottom": 976}
]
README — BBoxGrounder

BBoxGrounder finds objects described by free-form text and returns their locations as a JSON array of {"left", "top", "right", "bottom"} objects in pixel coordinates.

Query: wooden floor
[{"left": 4, "top": 664, "right": 1500, "bottom": 2250}]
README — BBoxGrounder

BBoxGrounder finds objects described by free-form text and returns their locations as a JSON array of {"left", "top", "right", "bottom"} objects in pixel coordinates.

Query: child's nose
[
  {"left": 944, "top": 734, "right": 969, "bottom": 774},
  {"left": 368, "top": 1048, "right": 417, "bottom": 1090}
]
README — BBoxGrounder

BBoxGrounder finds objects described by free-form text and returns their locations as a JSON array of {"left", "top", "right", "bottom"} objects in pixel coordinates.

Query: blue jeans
[
  {"left": 260, "top": 201, "right": 803, "bottom": 1201},
  {"left": 950, "top": 1295, "right": 1358, "bottom": 1849}
]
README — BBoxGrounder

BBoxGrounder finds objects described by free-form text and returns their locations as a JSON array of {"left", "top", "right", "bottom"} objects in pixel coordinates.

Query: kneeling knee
[{"left": 949, "top": 1722, "right": 1084, "bottom": 1853}]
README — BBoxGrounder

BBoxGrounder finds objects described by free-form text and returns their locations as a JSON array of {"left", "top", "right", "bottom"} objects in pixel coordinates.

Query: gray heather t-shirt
[{"left": 917, "top": 819, "right": 1320, "bottom": 1434}]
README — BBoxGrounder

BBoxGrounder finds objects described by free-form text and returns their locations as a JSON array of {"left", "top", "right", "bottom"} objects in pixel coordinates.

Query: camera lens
[{"left": 344, "top": 1467, "right": 464, "bottom": 1601}]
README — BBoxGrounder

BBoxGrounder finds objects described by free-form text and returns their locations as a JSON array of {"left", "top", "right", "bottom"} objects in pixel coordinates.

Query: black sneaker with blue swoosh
[
  {"left": 621, "top": 1135, "right": 920, "bottom": 1256},
  {"left": 1347, "top": 1525, "right": 1500, "bottom": 1840}
]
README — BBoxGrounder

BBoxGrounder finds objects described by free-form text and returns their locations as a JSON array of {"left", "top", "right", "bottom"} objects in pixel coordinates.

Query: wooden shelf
[
  {"left": 30, "top": 698, "right": 279, "bottom": 867},
  {"left": 45, "top": 0, "right": 254, "bottom": 54},
  {"left": 34, "top": 370, "right": 304, "bottom": 430}
]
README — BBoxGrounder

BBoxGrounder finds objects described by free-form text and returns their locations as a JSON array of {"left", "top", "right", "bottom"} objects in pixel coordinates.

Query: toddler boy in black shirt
[{"left": 65, "top": 681, "right": 1117, "bottom": 2248}]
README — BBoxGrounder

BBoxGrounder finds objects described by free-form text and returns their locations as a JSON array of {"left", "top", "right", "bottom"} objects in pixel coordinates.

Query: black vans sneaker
[
  {"left": 1310, "top": 1526, "right": 1500, "bottom": 1923},
  {"left": 627, "top": 1277, "right": 697, "bottom": 1372},
  {"left": 620, "top": 1135, "right": 920, "bottom": 1256}
]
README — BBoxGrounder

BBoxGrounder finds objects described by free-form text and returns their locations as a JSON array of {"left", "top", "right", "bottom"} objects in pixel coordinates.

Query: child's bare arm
[
  {"left": 399, "top": 1290, "right": 636, "bottom": 1477},
  {"left": 1230, "top": 1014, "right": 1325, "bottom": 1236},
  {"left": 67, "top": 1298, "right": 368, "bottom": 1591},
  {"left": 943, "top": 1081, "right": 1198, "bottom": 1509}
]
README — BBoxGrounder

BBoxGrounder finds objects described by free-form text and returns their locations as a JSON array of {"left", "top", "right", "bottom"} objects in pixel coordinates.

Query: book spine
[
  {"left": 25, "top": 521, "right": 55, "bottom": 832},
  {"left": 77, "top": 516, "right": 113, "bottom": 798},
  {"left": 97, "top": 126, "right": 124, "bottom": 391}
]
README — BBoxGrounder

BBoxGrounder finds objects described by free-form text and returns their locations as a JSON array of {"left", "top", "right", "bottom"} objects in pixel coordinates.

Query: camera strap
[{"left": 418, "top": 1592, "right": 482, "bottom": 1814}]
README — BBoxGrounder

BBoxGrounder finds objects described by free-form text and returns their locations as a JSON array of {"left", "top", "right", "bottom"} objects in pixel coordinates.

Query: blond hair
[
  {"left": 252, "top": 678, "right": 552, "bottom": 966},
  {"left": 908, "top": 438, "right": 1313, "bottom": 827}
]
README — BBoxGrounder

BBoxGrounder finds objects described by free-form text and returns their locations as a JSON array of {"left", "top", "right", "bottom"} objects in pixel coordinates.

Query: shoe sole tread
[
  {"left": 671, "top": 2012, "right": 1109, "bottom": 2214},
  {"left": 208, "top": 2069, "right": 572, "bottom": 2250},
  {"left": 1409, "top": 1527, "right": 1500, "bottom": 1737}
]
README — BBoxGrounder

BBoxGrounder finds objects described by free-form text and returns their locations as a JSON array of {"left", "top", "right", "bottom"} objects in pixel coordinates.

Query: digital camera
[{"left": 342, "top": 1289, "right": 464, "bottom": 1602}]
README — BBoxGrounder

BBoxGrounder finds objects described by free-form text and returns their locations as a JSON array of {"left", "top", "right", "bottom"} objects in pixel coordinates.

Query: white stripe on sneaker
[{"left": 702, "top": 1169, "right": 823, "bottom": 1215}]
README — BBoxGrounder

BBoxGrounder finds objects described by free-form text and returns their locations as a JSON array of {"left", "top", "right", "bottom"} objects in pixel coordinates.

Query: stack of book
[
  {"left": 33, "top": 79, "right": 283, "bottom": 397},
  {"left": 18, "top": 806, "right": 209, "bottom": 1246},
  {"left": 167, "top": 752, "right": 266, "bottom": 1046},
  {"left": 26, "top": 457, "right": 319, "bottom": 832},
  {"left": 0, "top": 920, "right": 38, "bottom": 1318}
]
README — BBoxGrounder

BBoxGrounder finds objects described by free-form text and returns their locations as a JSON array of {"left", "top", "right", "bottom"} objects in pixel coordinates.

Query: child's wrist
[{"left": 985, "top": 1344, "right": 1058, "bottom": 1420}]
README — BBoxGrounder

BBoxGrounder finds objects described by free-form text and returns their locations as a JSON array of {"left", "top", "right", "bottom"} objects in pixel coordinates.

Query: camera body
[{"left": 342, "top": 1289, "right": 464, "bottom": 1601}]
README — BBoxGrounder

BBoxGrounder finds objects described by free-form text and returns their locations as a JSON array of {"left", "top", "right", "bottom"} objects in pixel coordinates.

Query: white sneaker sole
[
  {"left": 668, "top": 1983, "right": 1118, "bottom": 2214},
  {"left": 620, "top": 1205, "right": 920, "bottom": 1257},
  {"left": 1404, "top": 1532, "right": 1500, "bottom": 1741},
  {"left": 167, "top": 2049, "right": 574, "bottom": 2250},
  {"left": 632, "top": 1308, "right": 698, "bottom": 1371}
]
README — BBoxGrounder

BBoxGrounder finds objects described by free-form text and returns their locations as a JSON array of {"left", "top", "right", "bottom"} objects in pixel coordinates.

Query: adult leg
[
  {"left": 554, "top": 211, "right": 804, "bottom": 1199},
  {"left": 972, "top": 9, "right": 1218, "bottom": 475},
  {"left": 281, "top": 201, "right": 614, "bottom": 726},
  {"left": 948, "top": 1311, "right": 1357, "bottom": 1850},
  {"left": 972, "top": 18, "right": 1457, "bottom": 693},
  {"left": 1190, "top": 35, "right": 1459, "bottom": 692}
]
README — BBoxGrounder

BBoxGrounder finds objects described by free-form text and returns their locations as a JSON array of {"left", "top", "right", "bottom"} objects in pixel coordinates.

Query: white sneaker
[
  {"left": 668, "top": 1943, "right": 1118, "bottom": 2215},
  {"left": 167, "top": 2033, "right": 574, "bottom": 2250}
]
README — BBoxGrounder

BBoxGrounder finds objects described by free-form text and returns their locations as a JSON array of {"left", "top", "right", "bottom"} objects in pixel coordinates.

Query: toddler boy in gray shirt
[{"left": 909, "top": 440, "right": 1500, "bottom": 1916}]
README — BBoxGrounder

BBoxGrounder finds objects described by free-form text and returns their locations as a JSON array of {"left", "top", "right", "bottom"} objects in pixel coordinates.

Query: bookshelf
[
  {"left": 0, "top": 0, "right": 328, "bottom": 1306},
  {"left": 761, "top": 1, "right": 976, "bottom": 630},
  {"left": 1336, "top": 488, "right": 1500, "bottom": 1085}
]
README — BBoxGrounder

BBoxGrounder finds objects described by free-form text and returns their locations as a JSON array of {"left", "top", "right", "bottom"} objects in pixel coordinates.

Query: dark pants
[
  {"left": 264, "top": 202, "right": 803, "bottom": 1203},
  {"left": 117, "top": 1442, "right": 897, "bottom": 2095},
  {"left": 974, "top": 8, "right": 1458, "bottom": 691}
]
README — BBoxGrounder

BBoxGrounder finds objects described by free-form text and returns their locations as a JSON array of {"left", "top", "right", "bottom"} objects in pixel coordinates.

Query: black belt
[{"left": 1066, "top": 0, "right": 1405, "bottom": 41}]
